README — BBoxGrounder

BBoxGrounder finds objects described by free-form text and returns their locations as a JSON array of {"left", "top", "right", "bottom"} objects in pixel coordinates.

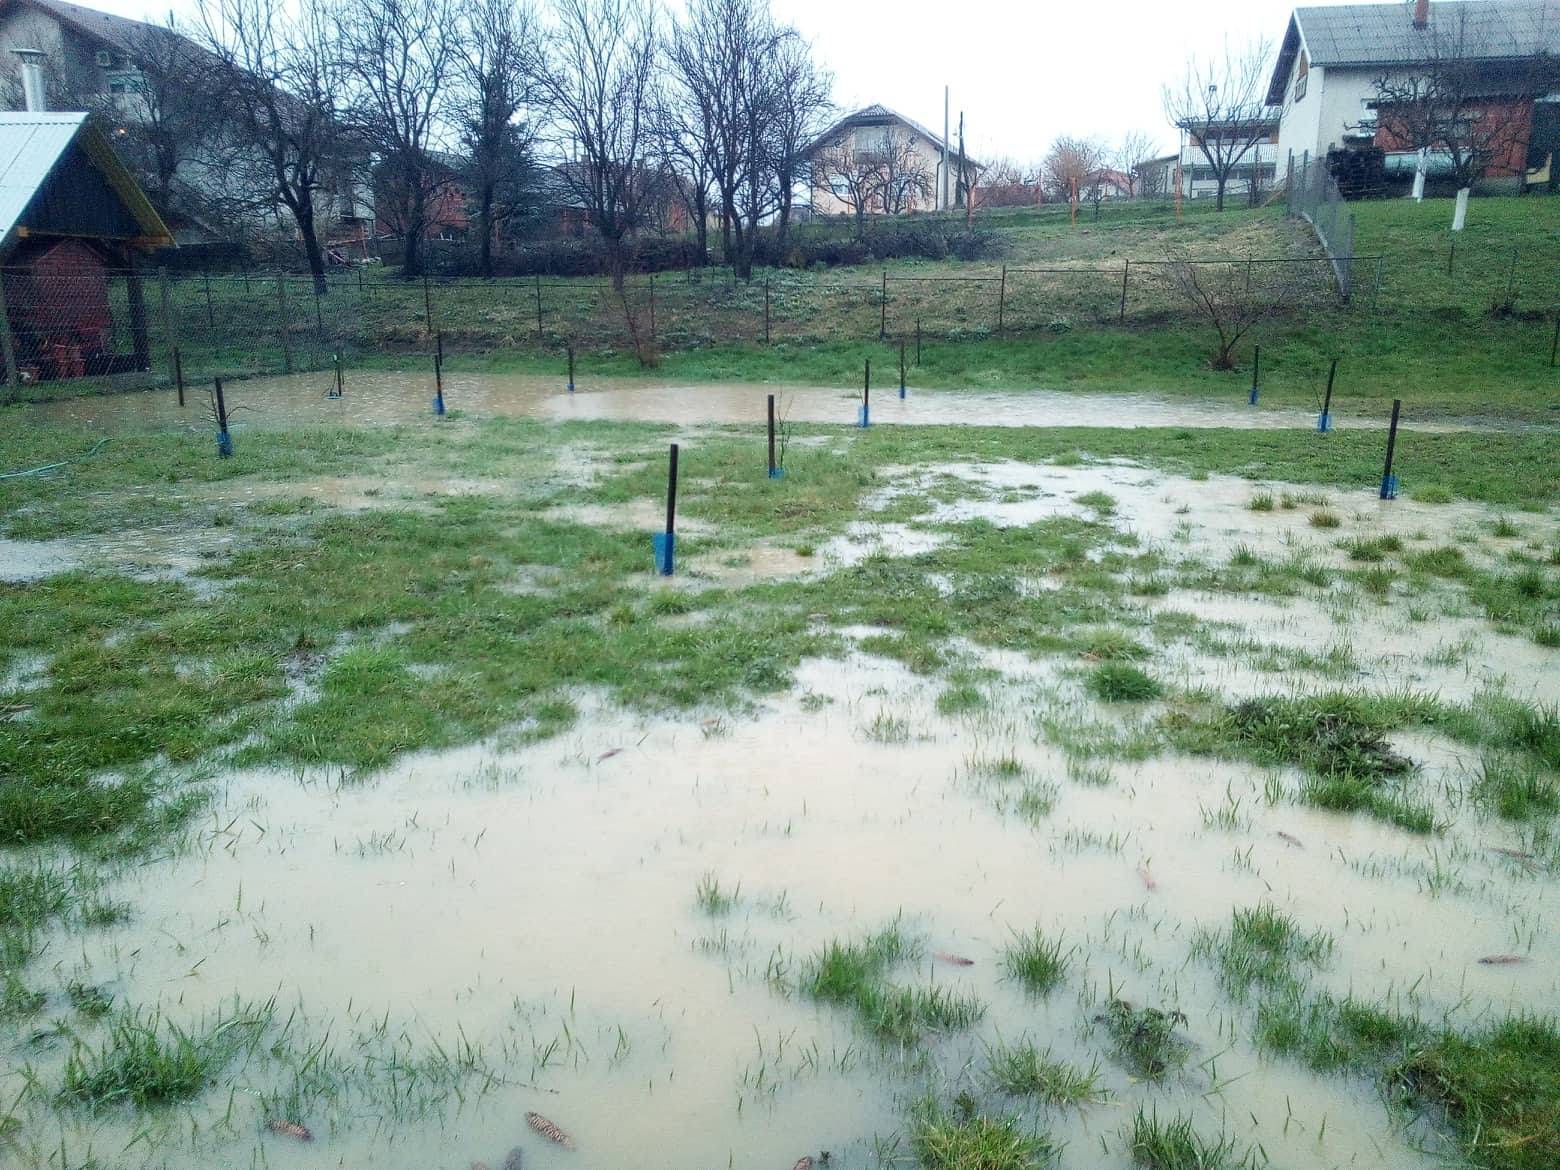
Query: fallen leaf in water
[
  {"left": 596, "top": 748, "right": 623, "bottom": 762},
  {"left": 1276, "top": 830, "right": 1304, "bottom": 848},
  {"left": 1478, "top": 954, "right": 1527, "bottom": 965},
  {"left": 933, "top": 951, "right": 975, "bottom": 967},
  {"left": 793, "top": 1158, "right": 815, "bottom": 1170},
  {"left": 1489, "top": 846, "right": 1535, "bottom": 862},
  {"left": 265, "top": 1119, "right": 313, "bottom": 1142},
  {"left": 526, "top": 1111, "right": 574, "bottom": 1149},
  {"left": 1137, "top": 865, "right": 1157, "bottom": 891}
]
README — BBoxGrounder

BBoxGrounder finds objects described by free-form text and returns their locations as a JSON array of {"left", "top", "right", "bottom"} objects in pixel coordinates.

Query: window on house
[
  {"left": 1294, "top": 50, "right": 1309, "bottom": 103},
  {"left": 107, "top": 71, "right": 145, "bottom": 95}
]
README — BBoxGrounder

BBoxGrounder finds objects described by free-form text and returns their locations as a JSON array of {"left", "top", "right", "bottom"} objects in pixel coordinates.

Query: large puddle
[
  {"left": 18, "top": 650, "right": 1552, "bottom": 1169},
  {"left": 3, "top": 432, "right": 1556, "bottom": 1169},
  {"left": 19, "top": 370, "right": 1475, "bottom": 433}
]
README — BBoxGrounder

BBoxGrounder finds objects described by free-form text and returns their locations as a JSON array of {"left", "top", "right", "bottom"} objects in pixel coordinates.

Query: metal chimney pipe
[
  {"left": 1413, "top": 0, "right": 1430, "bottom": 30},
  {"left": 12, "top": 47, "right": 45, "bottom": 111}
]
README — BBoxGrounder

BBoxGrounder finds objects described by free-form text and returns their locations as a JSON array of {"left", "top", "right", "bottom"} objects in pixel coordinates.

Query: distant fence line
[{"left": 1, "top": 236, "right": 1555, "bottom": 399}]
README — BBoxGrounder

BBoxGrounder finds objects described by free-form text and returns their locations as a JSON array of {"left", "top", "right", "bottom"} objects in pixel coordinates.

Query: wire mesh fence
[
  {"left": 1287, "top": 154, "right": 1357, "bottom": 299},
  {"left": 2, "top": 230, "right": 1554, "bottom": 401}
]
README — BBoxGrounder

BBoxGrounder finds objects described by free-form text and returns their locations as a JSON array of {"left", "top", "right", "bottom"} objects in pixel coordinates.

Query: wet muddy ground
[
  {"left": 0, "top": 409, "right": 1556, "bottom": 1170},
  {"left": 21, "top": 369, "right": 1498, "bottom": 435}
]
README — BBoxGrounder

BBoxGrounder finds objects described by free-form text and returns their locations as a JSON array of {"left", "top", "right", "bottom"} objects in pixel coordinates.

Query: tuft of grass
[
  {"left": 863, "top": 711, "right": 912, "bottom": 744},
  {"left": 1473, "top": 754, "right": 1560, "bottom": 822},
  {"left": 1491, "top": 516, "right": 1521, "bottom": 538},
  {"left": 911, "top": 1095, "right": 1053, "bottom": 1170},
  {"left": 1129, "top": 1107, "right": 1255, "bottom": 1170},
  {"left": 1001, "top": 929, "right": 1071, "bottom": 996},
  {"left": 1396, "top": 1014, "right": 1560, "bottom": 1170},
  {"left": 985, "top": 1040, "right": 1108, "bottom": 1106},
  {"left": 1308, "top": 509, "right": 1342, "bottom": 529},
  {"left": 800, "top": 923, "right": 983, "bottom": 1045},
  {"left": 1247, "top": 491, "right": 1275, "bottom": 512},
  {"left": 1256, "top": 989, "right": 1420, "bottom": 1071},
  {"left": 58, "top": 1003, "right": 268, "bottom": 1109},
  {"left": 1414, "top": 484, "right": 1456, "bottom": 504},
  {"left": 1086, "top": 663, "right": 1163, "bottom": 703},
  {"left": 1082, "top": 629, "right": 1150, "bottom": 661},
  {"left": 1191, "top": 903, "right": 1333, "bottom": 990},
  {"left": 694, "top": 872, "right": 740, "bottom": 916},
  {"left": 1076, "top": 490, "right": 1117, "bottom": 515},
  {"left": 1099, "top": 999, "right": 1191, "bottom": 1080}
]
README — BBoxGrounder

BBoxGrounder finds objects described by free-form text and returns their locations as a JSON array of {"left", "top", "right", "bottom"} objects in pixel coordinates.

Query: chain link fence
[
  {"left": 1287, "top": 153, "right": 1357, "bottom": 299},
  {"left": 4, "top": 230, "right": 1553, "bottom": 400}
]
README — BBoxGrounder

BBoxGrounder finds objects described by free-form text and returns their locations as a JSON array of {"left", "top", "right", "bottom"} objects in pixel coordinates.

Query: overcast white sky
[{"left": 90, "top": 0, "right": 1388, "bottom": 160}]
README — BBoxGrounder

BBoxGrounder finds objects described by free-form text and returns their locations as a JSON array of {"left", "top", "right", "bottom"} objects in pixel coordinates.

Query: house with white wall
[
  {"left": 804, "top": 104, "right": 976, "bottom": 217},
  {"left": 1267, "top": 0, "right": 1560, "bottom": 186}
]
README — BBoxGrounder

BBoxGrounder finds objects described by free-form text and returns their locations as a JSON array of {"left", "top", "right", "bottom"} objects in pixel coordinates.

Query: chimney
[
  {"left": 11, "top": 47, "right": 46, "bottom": 111},
  {"left": 1413, "top": 0, "right": 1430, "bottom": 30}
]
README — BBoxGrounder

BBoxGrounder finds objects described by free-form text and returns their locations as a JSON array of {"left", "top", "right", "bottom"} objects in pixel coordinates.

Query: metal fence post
[
  {"left": 1118, "top": 260, "right": 1129, "bottom": 324},
  {"left": 997, "top": 264, "right": 1007, "bottom": 334},
  {"left": 276, "top": 274, "right": 294, "bottom": 374},
  {"left": 764, "top": 277, "right": 771, "bottom": 344},
  {"left": 157, "top": 267, "right": 179, "bottom": 383},
  {"left": 649, "top": 272, "right": 656, "bottom": 341},
  {"left": 0, "top": 277, "right": 19, "bottom": 397},
  {"left": 423, "top": 274, "right": 433, "bottom": 333},
  {"left": 879, "top": 270, "right": 887, "bottom": 339},
  {"left": 535, "top": 274, "right": 543, "bottom": 341}
]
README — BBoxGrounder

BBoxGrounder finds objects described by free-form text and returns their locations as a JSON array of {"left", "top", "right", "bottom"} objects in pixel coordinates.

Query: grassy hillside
[{"left": 14, "top": 195, "right": 1559, "bottom": 423}]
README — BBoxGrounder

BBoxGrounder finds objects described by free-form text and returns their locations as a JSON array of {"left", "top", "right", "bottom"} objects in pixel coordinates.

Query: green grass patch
[
  {"left": 1191, "top": 903, "right": 1333, "bottom": 991},
  {"left": 985, "top": 1040, "right": 1107, "bottom": 1105},
  {"left": 1001, "top": 929, "right": 1071, "bottom": 996},
  {"left": 1097, "top": 999, "right": 1191, "bottom": 1080},
  {"left": 911, "top": 1094, "right": 1054, "bottom": 1170},
  {"left": 1085, "top": 663, "right": 1163, "bottom": 703},
  {"left": 1128, "top": 1107, "right": 1255, "bottom": 1170}
]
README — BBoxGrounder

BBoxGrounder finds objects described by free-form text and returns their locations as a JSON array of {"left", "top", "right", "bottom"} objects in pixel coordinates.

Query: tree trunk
[
  {"left": 1215, "top": 174, "right": 1227, "bottom": 211},
  {"left": 297, "top": 199, "right": 329, "bottom": 297},
  {"left": 478, "top": 182, "right": 496, "bottom": 278},
  {"left": 692, "top": 189, "right": 708, "bottom": 265},
  {"left": 403, "top": 218, "right": 422, "bottom": 279},
  {"left": 776, "top": 181, "right": 794, "bottom": 255}
]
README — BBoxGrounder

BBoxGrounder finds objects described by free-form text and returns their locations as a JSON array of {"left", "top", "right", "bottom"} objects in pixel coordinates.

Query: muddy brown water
[
  {"left": 19, "top": 370, "right": 1480, "bottom": 433},
  {"left": 3, "top": 441, "right": 1557, "bottom": 1167},
  {"left": 17, "top": 651, "right": 1552, "bottom": 1169}
]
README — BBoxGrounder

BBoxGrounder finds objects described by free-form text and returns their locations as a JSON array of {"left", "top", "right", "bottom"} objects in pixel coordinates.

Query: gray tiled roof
[
  {"left": 1298, "top": 1, "right": 1559, "bottom": 67},
  {"left": 1268, "top": 1, "right": 1559, "bottom": 104}
]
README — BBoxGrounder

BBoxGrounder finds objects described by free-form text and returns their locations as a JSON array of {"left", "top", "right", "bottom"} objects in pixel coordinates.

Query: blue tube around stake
[
  {"left": 1317, "top": 410, "right": 1331, "bottom": 433},
  {"left": 858, "top": 403, "right": 870, "bottom": 427},
  {"left": 1380, "top": 473, "right": 1398, "bottom": 499},
  {"left": 1249, "top": 345, "right": 1260, "bottom": 405},
  {"left": 653, "top": 531, "right": 676, "bottom": 575},
  {"left": 216, "top": 429, "right": 232, "bottom": 458}
]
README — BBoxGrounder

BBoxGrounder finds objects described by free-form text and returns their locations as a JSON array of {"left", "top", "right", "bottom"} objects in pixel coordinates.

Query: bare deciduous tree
[
  {"left": 1168, "top": 257, "right": 1293, "bottom": 369},
  {"left": 877, "top": 132, "right": 933, "bottom": 215},
  {"left": 765, "top": 32, "right": 830, "bottom": 255},
  {"left": 197, "top": 0, "right": 346, "bottom": 292},
  {"left": 1360, "top": 11, "right": 1560, "bottom": 190},
  {"left": 809, "top": 139, "right": 879, "bottom": 233},
  {"left": 536, "top": 0, "right": 660, "bottom": 288},
  {"left": 1042, "top": 135, "right": 1105, "bottom": 204},
  {"left": 453, "top": 0, "right": 538, "bottom": 277},
  {"left": 1115, "top": 130, "right": 1159, "bottom": 198},
  {"left": 339, "top": 0, "right": 457, "bottom": 279},
  {"left": 1163, "top": 39, "right": 1280, "bottom": 211}
]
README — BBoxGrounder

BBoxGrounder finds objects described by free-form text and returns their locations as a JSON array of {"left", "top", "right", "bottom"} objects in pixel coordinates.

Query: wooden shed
[{"left": 0, "top": 110, "right": 172, "bottom": 384}]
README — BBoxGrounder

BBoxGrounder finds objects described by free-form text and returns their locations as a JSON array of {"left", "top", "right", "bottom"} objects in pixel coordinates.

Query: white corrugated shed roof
[
  {"left": 0, "top": 112, "right": 89, "bottom": 252},
  {"left": 0, "top": 110, "right": 171, "bottom": 259}
]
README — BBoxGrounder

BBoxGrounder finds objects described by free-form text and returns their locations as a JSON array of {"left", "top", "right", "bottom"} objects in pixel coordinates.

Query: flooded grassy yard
[{"left": 0, "top": 387, "right": 1556, "bottom": 1170}]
